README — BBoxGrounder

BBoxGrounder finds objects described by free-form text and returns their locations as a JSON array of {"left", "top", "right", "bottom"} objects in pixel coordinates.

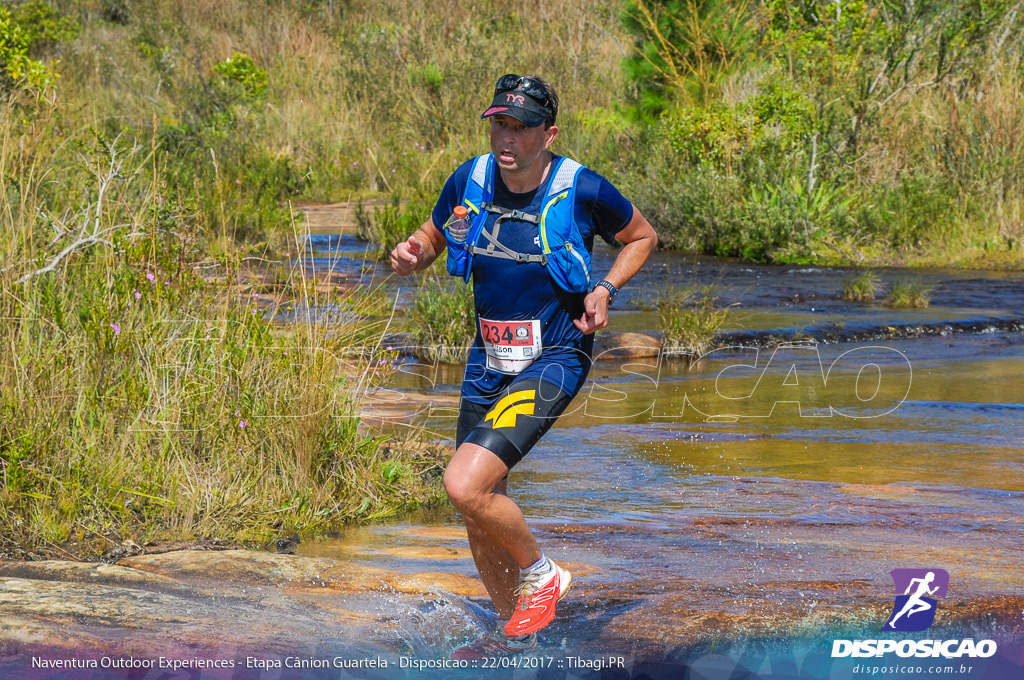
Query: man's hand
[
  {"left": 573, "top": 288, "right": 610, "bottom": 335},
  {"left": 391, "top": 235, "right": 425, "bottom": 276}
]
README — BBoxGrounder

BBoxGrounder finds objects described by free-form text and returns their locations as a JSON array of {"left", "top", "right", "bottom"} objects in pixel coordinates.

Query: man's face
[{"left": 488, "top": 115, "right": 558, "bottom": 176}]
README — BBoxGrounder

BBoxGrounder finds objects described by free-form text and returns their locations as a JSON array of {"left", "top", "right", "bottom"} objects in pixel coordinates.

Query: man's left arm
[{"left": 573, "top": 207, "right": 658, "bottom": 335}]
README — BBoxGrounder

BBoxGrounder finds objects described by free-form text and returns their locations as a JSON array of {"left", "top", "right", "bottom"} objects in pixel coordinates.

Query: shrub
[
  {"left": 887, "top": 279, "right": 933, "bottom": 308},
  {"left": 406, "top": 275, "right": 475, "bottom": 364},
  {"left": 355, "top": 195, "right": 432, "bottom": 262},
  {"left": 841, "top": 270, "right": 881, "bottom": 302},
  {"left": 620, "top": 0, "right": 758, "bottom": 115},
  {"left": 0, "top": 4, "right": 57, "bottom": 96},
  {"left": 0, "top": 104, "right": 444, "bottom": 558},
  {"left": 658, "top": 285, "right": 729, "bottom": 358}
]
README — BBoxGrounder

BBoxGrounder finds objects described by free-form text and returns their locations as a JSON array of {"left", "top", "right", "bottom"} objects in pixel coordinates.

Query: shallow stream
[
  {"left": 4, "top": 217, "right": 1024, "bottom": 680},
  {"left": 291, "top": 228, "right": 1024, "bottom": 674}
]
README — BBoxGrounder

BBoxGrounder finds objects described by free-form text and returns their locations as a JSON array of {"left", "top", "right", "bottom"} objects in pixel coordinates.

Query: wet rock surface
[
  {"left": 2, "top": 511, "right": 1023, "bottom": 678},
  {"left": 2, "top": 522, "right": 1015, "bottom": 667},
  {"left": 0, "top": 547, "right": 489, "bottom": 663}
]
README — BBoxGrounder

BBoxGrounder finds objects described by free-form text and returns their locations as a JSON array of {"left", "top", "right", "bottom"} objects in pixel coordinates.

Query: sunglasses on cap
[
  {"left": 494, "top": 74, "right": 551, "bottom": 107},
  {"left": 482, "top": 73, "right": 556, "bottom": 127}
]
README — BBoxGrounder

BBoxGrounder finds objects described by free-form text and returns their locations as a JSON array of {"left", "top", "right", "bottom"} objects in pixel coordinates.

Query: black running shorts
[{"left": 456, "top": 377, "right": 576, "bottom": 470}]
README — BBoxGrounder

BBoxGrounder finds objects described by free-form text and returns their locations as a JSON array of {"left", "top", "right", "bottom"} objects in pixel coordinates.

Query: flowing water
[
  {"left": 3, "top": 224, "right": 1023, "bottom": 680},
  {"left": 282, "top": 230, "right": 1024, "bottom": 676}
]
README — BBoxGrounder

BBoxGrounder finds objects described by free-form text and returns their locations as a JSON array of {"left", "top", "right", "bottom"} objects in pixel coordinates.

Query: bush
[
  {"left": 355, "top": 194, "right": 433, "bottom": 262},
  {"left": 406, "top": 275, "right": 475, "bottom": 364},
  {"left": 841, "top": 270, "right": 881, "bottom": 302},
  {"left": 0, "top": 102, "right": 444, "bottom": 558},
  {"left": 658, "top": 285, "right": 729, "bottom": 358},
  {"left": 623, "top": 0, "right": 1024, "bottom": 266},
  {"left": 0, "top": 4, "right": 58, "bottom": 96},
  {"left": 887, "top": 279, "right": 932, "bottom": 308}
]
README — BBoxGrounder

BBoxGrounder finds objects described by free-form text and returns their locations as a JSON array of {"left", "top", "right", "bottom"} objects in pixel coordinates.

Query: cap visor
[
  {"left": 481, "top": 106, "right": 510, "bottom": 118},
  {"left": 480, "top": 106, "right": 546, "bottom": 127}
]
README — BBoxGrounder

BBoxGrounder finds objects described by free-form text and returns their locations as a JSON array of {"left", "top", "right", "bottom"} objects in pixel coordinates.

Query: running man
[
  {"left": 888, "top": 571, "right": 940, "bottom": 628},
  {"left": 391, "top": 73, "right": 657, "bottom": 657}
]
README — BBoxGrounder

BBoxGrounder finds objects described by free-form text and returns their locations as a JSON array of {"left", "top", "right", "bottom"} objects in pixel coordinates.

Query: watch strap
[{"left": 594, "top": 279, "right": 619, "bottom": 304}]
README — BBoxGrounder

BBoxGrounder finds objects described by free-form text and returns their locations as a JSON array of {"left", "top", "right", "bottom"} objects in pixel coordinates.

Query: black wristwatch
[{"left": 593, "top": 279, "right": 619, "bottom": 305}]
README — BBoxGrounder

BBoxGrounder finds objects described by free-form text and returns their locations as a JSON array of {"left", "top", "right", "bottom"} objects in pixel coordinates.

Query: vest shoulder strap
[
  {"left": 546, "top": 157, "right": 583, "bottom": 198},
  {"left": 464, "top": 154, "right": 493, "bottom": 211}
]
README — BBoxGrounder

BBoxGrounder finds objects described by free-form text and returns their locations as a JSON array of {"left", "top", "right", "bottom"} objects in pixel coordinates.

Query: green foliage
[
  {"left": 1, "top": 224, "right": 444, "bottom": 555},
  {"left": 409, "top": 62, "right": 444, "bottom": 93},
  {"left": 0, "top": 5, "right": 56, "bottom": 96},
  {"left": 620, "top": 0, "right": 757, "bottom": 115},
  {"left": 841, "top": 270, "right": 881, "bottom": 302},
  {"left": 0, "top": 83, "right": 443, "bottom": 558},
  {"left": 658, "top": 285, "right": 729, "bottom": 358},
  {"left": 1, "top": 242, "right": 445, "bottom": 554},
  {"left": 101, "top": 0, "right": 131, "bottom": 25},
  {"left": 886, "top": 279, "right": 933, "bottom": 308},
  {"left": 625, "top": 0, "right": 1024, "bottom": 265},
  {"left": 152, "top": 48, "right": 301, "bottom": 242},
  {"left": 9, "top": 1, "right": 79, "bottom": 53},
  {"left": 214, "top": 52, "right": 268, "bottom": 99},
  {"left": 625, "top": 87, "right": 845, "bottom": 263},
  {"left": 355, "top": 195, "right": 432, "bottom": 261},
  {"left": 406, "top": 275, "right": 475, "bottom": 364},
  {"left": 758, "top": 0, "right": 1024, "bottom": 159}
]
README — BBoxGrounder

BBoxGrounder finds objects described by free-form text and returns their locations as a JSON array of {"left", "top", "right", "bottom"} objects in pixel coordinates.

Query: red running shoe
[
  {"left": 503, "top": 560, "right": 573, "bottom": 637},
  {"left": 450, "top": 630, "right": 536, "bottom": 660}
]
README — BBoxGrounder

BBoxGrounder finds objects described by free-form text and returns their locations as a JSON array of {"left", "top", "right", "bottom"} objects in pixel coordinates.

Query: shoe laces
[{"left": 514, "top": 566, "right": 553, "bottom": 599}]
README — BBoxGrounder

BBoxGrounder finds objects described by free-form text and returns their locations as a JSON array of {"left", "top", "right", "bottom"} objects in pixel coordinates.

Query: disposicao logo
[
  {"left": 882, "top": 568, "right": 949, "bottom": 632},
  {"left": 831, "top": 568, "right": 998, "bottom": 660}
]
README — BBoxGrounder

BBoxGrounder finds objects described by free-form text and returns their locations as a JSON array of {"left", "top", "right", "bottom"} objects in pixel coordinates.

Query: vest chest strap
[{"left": 481, "top": 202, "right": 541, "bottom": 225}]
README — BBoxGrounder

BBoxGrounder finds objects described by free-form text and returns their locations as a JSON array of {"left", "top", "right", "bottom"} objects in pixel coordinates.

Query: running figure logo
[{"left": 882, "top": 568, "right": 949, "bottom": 632}]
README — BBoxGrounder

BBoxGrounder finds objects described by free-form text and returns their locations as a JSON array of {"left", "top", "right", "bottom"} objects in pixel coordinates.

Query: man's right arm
[{"left": 390, "top": 218, "right": 447, "bottom": 276}]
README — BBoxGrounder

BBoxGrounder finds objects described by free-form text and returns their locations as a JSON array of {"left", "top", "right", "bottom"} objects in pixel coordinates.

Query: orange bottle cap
[{"left": 453, "top": 206, "right": 468, "bottom": 218}]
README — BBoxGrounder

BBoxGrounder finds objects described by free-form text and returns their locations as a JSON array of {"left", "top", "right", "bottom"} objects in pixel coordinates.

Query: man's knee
[{"left": 443, "top": 466, "right": 482, "bottom": 514}]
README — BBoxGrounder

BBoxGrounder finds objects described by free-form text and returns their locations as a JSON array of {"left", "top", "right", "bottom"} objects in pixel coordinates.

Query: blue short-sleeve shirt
[{"left": 432, "top": 154, "right": 633, "bottom": 404}]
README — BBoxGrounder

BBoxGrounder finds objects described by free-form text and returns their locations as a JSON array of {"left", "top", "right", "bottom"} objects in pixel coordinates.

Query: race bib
[{"left": 479, "top": 318, "right": 543, "bottom": 374}]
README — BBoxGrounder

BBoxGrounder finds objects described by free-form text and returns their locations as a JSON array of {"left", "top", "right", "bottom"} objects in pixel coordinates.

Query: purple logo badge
[{"left": 882, "top": 568, "right": 949, "bottom": 632}]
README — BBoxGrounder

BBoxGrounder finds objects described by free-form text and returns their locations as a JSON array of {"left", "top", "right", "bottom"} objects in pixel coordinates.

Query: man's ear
[{"left": 544, "top": 124, "right": 559, "bottom": 149}]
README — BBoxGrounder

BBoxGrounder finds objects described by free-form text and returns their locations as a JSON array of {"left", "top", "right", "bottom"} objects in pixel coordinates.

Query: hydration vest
[{"left": 444, "top": 153, "right": 592, "bottom": 294}]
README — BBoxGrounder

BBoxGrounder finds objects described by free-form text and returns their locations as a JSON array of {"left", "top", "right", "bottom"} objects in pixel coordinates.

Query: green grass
[
  {"left": 0, "top": 105, "right": 444, "bottom": 559},
  {"left": 2, "top": 0, "right": 1022, "bottom": 559},
  {"left": 658, "top": 286, "right": 730, "bottom": 359},
  {"left": 8, "top": 1, "right": 1023, "bottom": 269},
  {"left": 618, "top": 1, "right": 1024, "bottom": 267},
  {"left": 0, "top": 252, "right": 447, "bottom": 557},
  {"left": 841, "top": 270, "right": 882, "bottom": 302},
  {"left": 405, "top": 274, "right": 476, "bottom": 364},
  {"left": 886, "top": 279, "right": 933, "bottom": 309}
]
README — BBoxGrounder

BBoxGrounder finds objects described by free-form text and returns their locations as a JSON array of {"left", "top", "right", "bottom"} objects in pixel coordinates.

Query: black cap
[{"left": 481, "top": 74, "right": 554, "bottom": 128}]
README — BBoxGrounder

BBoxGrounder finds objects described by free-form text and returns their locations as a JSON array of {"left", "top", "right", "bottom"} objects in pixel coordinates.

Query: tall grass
[
  {"left": 11, "top": 1, "right": 1021, "bottom": 269},
  {"left": 619, "top": 1, "right": 1024, "bottom": 267},
  {"left": 42, "top": 0, "right": 631, "bottom": 243},
  {"left": 886, "top": 279, "right": 933, "bottom": 309},
  {"left": 406, "top": 274, "right": 476, "bottom": 364},
  {"left": 841, "top": 270, "right": 881, "bottom": 302},
  {"left": 0, "top": 100, "right": 444, "bottom": 558},
  {"left": 658, "top": 285, "right": 730, "bottom": 359},
  {"left": 4, "top": 0, "right": 1022, "bottom": 555}
]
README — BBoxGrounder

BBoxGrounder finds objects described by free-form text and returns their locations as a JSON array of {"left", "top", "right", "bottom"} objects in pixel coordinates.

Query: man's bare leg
[
  {"left": 444, "top": 442, "right": 542, "bottom": 618},
  {"left": 463, "top": 483, "right": 519, "bottom": 618}
]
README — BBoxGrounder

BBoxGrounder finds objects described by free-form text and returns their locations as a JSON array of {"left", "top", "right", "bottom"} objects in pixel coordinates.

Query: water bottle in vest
[{"left": 444, "top": 205, "right": 471, "bottom": 243}]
